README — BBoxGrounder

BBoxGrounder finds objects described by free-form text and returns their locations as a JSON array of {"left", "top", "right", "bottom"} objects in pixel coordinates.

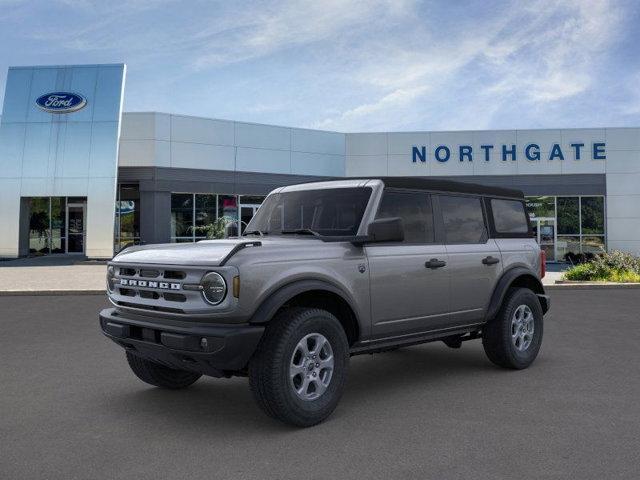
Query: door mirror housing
[{"left": 366, "top": 217, "right": 404, "bottom": 243}]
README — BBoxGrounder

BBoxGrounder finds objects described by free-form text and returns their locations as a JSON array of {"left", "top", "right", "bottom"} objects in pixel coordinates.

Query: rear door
[
  {"left": 437, "top": 194, "right": 503, "bottom": 325},
  {"left": 366, "top": 189, "right": 450, "bottom": 338}
]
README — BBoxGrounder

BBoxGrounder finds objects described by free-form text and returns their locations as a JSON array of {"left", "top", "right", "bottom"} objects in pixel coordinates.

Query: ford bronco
[{"left": 100, "top": 177, "right": 550, "bottom": 427}]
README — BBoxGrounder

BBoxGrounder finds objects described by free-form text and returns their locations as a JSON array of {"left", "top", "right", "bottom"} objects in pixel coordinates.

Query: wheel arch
[
  {"left": 249, "top": 280, "right": 361, "bottom": 346},
  {"left": 485, "top": 267, "right": 547, "bottom": 322}
]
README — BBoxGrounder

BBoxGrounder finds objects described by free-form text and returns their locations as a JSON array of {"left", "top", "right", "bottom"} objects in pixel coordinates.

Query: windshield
[{"left": 244, "top": 187, "right": 372, "bottom": 237}]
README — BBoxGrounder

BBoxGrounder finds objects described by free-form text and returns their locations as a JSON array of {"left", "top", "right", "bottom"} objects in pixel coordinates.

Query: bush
[{"left": 563, "top": 250, "right": 640, "bottom": 282}]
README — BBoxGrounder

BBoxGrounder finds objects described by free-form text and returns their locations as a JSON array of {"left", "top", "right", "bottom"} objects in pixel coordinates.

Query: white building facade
[{"left": 1, "top": 64, "right": 639, "bottom": 260}]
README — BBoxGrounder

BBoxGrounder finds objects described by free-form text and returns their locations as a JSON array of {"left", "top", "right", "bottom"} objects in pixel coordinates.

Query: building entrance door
[
  {"left": 533, "top": 217, "right": 556, "bottom": 262},
  {"left": 66, "top": 202, "right": 86, "bottom": 254}
]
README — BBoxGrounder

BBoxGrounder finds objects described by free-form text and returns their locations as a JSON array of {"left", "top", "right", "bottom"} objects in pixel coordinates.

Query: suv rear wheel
[
  {"left": 482, "top": 287, "right": 543, "bottom": 369},
  {"left": 125, "top": 351, "right": 202, "bottom": 389},
  {"left": 249, "top": 307, "right": 349, "bottom": 427}
]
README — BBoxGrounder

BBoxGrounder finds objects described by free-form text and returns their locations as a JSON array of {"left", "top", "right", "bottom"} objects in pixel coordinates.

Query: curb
[
  {"left": 546, "top": 282, "right": 640, "bottom": 290},
  {"left": 0, "top": 289, "right": 106, "bottom": 296}
]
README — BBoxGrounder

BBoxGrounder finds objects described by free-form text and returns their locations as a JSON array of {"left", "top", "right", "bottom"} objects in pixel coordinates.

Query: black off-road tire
[
  {"left": 125, "top": 351, "right": 202, "bottom": 389},
  {"left": 482, "top": 287, "right": 544, "bottom": 369},
  {"left": 248, "top": 307, "right": 350, "bottom": 427}
]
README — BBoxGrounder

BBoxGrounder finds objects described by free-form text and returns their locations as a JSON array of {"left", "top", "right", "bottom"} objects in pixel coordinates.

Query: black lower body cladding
[{"left": 99, "top": 308, "right": 264, "bottom": 377}]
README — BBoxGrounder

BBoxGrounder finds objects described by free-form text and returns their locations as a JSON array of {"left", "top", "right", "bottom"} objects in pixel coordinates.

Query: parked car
[{"left": 100, "top": 177, "right": 549, "bottom": 427}]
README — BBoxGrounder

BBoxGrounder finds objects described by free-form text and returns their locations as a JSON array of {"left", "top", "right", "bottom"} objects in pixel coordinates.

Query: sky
[{"left": 0, "top": 0, "right": 639, "bottom": 132}]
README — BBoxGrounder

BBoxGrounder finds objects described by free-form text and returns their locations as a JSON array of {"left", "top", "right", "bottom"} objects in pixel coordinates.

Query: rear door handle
[
  {"left": 482, "top": 256, "right": 500, "bottom": 265},
  {"left": 425, "top": 258, "right": 446, "bottom": 269}
]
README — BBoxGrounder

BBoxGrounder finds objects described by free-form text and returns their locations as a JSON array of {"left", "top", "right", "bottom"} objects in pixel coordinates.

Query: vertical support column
[{"left": 139, "top": 188, "right": 172, "bottom": 245}]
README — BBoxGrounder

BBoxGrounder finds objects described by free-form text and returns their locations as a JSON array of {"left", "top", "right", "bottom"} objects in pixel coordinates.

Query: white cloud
[{"left": 314, "top": 0, "right": 625, "bottom": 130}]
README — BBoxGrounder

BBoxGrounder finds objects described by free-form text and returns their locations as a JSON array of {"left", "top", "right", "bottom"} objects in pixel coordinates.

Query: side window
[
  {"left": 375, "top": 190, "right": 434, "bottom": 243},
  {"left": 491, "top": 199, "right": 529, "bottom": 234},
  {"left": 440, "top": 195, "right": 487, "bottom": 244}
]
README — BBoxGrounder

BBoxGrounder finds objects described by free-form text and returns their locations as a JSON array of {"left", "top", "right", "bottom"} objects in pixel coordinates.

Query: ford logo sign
[{"left": 35, "top": 92, "right": 87, "bottom": 114}]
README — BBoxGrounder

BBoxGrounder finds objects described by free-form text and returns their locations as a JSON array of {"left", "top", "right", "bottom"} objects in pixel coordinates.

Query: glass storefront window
[
  {"left": 525, "top": 196, "right": 555, "bottom": 219},
  {"left": 218, "top": 195, "right": 239, "bottom": 236},
  {"left": 557, "top": 197, "right": 579, "bottom": 235},
  {"left": 171, "top": 193, "right": 194, "bottom": 239},
  {"left": 114, "top": 184, "right": 141, "bottom": 253},
  {"left": 526, "top": 195, "right": 606, "bottom": 261},
  {"left": 581, "top": 197, "right": 605, "bottom": 234},
  {"left": 582, "top": 236, "right": 606, "bottom": 255},
  {"left": 557, "top": 236, "right": 581, "bottom": 260},
  {"left": 27, "top": 196, "right": 85, "bottom": 255},
  {"left": 29, "top": 197, "right": 50, "bottom": 254},
  {"left": 170, "top": 193, "right": 244, "bottom": 242},
  {"left": 195, "top": 194, "right": 217, "bottom": 240}
]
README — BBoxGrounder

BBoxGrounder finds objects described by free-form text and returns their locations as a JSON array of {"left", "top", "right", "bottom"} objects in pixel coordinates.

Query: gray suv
[{"left": 100, "top": 178, "right": 550, "bottom": 427}]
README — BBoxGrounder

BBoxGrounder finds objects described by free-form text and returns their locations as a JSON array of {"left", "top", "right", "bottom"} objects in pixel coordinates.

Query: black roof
[{"left": 354, "top": 177, "right": 524, "bottom": 199}]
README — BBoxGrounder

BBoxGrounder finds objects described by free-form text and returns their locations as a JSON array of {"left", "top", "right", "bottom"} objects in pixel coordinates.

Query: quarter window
[
  {"left": 491, "top": 199, "right": 529, "bottom": 234},
  {"left": 375, "top": 190, "right": 434, "bottom": 243},
  {"left": 440, "top": 195, "right": 487, "bottom": 244}
]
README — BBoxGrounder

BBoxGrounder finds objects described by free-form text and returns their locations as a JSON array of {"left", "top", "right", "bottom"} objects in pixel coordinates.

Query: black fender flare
[
  {"left": 248, "top": 279, "right": 360, "bottom": 326},
  {"left": 485, "top": 267, "right": 546, "bottom": 322}
]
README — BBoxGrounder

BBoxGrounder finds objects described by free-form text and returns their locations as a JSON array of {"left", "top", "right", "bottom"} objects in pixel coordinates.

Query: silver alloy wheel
[
  {"left": 289, "top": 332, "right": 334, "bottom": 401},
  {"left": 511, "top": 304, "right": 535, "bottom": 351}
]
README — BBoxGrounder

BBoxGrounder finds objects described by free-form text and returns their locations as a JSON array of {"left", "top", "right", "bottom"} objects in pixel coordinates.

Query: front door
[
  {"left": 66, "top": 203, "right": 85, "bottom": 254},
  {"left": 366, "top": 190, "right": 450, "bottom": 338}
]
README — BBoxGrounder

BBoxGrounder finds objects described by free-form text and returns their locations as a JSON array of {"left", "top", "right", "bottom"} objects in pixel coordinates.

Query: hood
[
  {"left": 111, "top": 236, "right": 341, "bottom": 266},
  {"left": 112, "top": 239, "right": 256, "bottom": 266}
]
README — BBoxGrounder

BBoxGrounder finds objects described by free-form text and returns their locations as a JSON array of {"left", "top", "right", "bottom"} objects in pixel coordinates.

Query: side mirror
[{"left": 366, "top": 217, "right": 404, "bottom": 243}]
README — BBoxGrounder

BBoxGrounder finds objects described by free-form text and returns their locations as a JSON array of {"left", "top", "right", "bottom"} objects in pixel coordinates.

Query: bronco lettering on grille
[{"left": 119, "top": 279, "right": 181, "bottom": 290}]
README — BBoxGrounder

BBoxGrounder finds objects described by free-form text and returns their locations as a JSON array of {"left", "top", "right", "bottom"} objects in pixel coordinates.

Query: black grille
[
  {"left": 163, "top": 292, "right": 187, "bottom": 303},
  {"left": 164, "top": 270, "right": 186, "bottom": 280},
  {"left": 139, "top": 269, "right": 160, "bottom": 278},
  {"left": 139, "top": 290, "right": 160, "bottom": 300}
]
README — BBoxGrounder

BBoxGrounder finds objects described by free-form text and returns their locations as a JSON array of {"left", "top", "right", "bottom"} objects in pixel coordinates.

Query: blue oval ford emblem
[{"left": 35, "top": 92, "right": 87, "bottom": 114}]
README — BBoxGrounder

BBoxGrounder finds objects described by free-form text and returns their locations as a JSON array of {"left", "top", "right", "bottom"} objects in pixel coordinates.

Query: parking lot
[{"left": 1, "top": 289, "right": 639, "bottom": 479}]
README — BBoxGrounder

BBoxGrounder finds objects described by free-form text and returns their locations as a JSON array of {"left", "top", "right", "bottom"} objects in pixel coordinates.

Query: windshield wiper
[
  {"left": 243, "top": 230, "right": 267, "bottom": 237},
  {"left": 280, "top": 228, "right": 321, "bottom": 237}
]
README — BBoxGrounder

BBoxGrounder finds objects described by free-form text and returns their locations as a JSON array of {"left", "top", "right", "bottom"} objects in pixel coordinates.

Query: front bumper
[{"left": 99, "top": 308, "right": 264, "bottom": 377}]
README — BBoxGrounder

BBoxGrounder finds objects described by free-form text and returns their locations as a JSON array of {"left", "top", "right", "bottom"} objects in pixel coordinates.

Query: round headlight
[
  {"left": 106, "top": 265, "right": 116, "bottom": 293},
  {"left": 201, "top": 272, "right": 227, "bottom": 305}
]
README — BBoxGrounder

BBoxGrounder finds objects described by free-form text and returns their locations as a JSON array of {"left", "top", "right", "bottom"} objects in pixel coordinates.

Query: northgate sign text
[{"left": 412, "top": 142, "right": 606, "bottom": 163}]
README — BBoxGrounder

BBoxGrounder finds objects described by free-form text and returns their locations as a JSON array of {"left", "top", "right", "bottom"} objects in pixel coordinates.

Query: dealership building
[{"left": 1, "top": 63, "right": 639, "bottom": 261}]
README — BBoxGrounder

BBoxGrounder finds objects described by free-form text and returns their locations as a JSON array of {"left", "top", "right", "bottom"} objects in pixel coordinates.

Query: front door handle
[
  {"left": 425, "top": 258, "right": 446, "bottom": 269},
  {"left": 482, "top": 256, "right": 500, "bottom": 265}
]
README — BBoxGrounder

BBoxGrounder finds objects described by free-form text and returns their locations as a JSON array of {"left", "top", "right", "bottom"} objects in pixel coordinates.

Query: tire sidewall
[
  {"left": 501, "top": 289, "right": 544, "bottom": 368},
  {"left": 277, "top": 312, "right": 349, "bottom": 421}
]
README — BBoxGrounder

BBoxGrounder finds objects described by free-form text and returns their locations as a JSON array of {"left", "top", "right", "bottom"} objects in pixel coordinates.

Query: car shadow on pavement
[{"left": 102, "top": 343, "right": 503, "bottom": 432}]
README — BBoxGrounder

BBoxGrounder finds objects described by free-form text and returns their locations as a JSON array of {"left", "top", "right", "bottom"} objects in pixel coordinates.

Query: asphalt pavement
[{"left": 1, "top": 290, "right": 639, "bottom": 479}]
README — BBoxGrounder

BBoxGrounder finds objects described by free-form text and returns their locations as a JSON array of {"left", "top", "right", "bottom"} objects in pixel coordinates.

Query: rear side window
[
  {"left": 376, "top": 190, "right": 434, "bottom": 243},
  {"left": 440, "top": 195, "right": 487, "bottom": 244},
  {"left": 491, "top": 199, "right": 529, "bottom": 234}
]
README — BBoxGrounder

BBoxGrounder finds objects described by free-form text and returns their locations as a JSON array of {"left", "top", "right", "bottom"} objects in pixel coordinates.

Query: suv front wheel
[
  {"left": 249, "top": 307, "right": 350, "bottom": 427},
  {"left": 482, "top": 287, "right": 544, "bottom": 369}
]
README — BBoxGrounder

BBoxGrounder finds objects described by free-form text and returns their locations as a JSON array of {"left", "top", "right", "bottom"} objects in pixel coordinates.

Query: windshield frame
[{"left": 244, "top": 186, "right": 375, "bottom": 239}]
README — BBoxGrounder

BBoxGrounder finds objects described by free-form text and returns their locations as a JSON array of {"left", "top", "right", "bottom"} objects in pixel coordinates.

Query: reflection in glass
[
  {"left": 557, "top": 197, "right": 579, "bottom": 235},
  {"left": 29, "top": 197, "right": 50, "bottom": 254},
  {"left": 557, "top": 236, "right": 581, "bottom": 259},
  {"left": 525, "top": 196, "right": 555, "bottom": 219},
  {"left": 581, "top": 197, "right": 605, "bottom": 234},
  {"left": 195, "top": 194, "right": 216, "bottom": 228},
  {"left": 171, "top": 193, "right": 193, "bottom": 238},
  {"left": 582, "top": 236, "right": 606, "bottom": 254}
]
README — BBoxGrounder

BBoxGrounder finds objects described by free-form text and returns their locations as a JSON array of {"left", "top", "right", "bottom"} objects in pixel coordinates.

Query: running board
[{"left": 350, "top": 323, "right": 484, "bottom": 356}]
